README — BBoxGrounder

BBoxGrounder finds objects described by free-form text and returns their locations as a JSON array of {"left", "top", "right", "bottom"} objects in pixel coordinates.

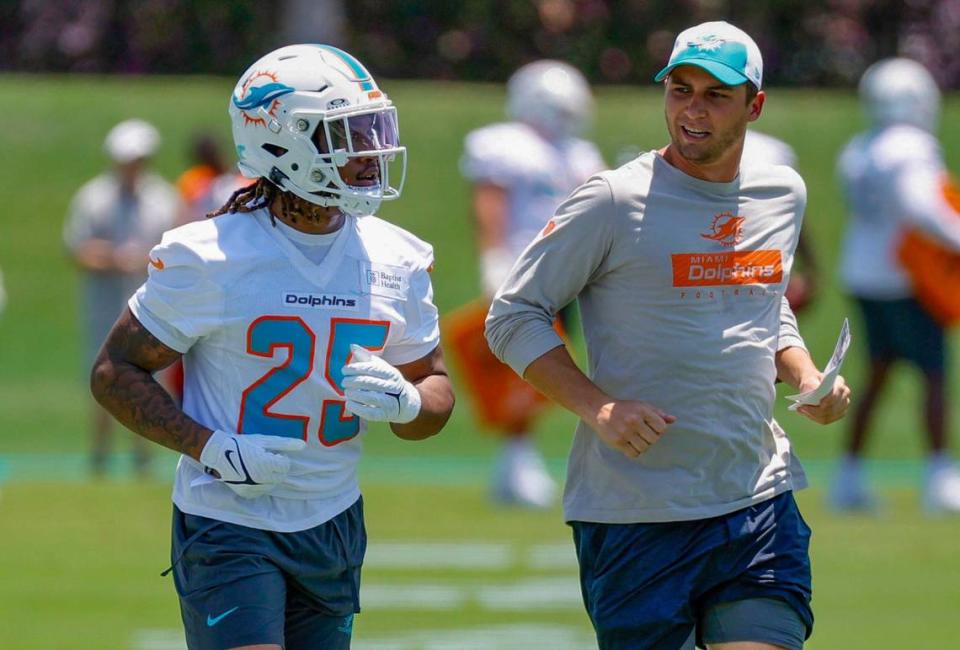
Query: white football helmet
[
  {"left": 506, "top": 60, "right": 594, "bottom": 139},
  {"left": 229, "top": 44, "right": 406, "bottom": 216},
  {"left": 859, "top": 57, "right": 940, "bottom": 132}
]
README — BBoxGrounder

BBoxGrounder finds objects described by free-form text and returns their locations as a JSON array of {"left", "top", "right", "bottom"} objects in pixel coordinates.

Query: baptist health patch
[{"left": 359, "top": 261, "right": 409, "bottom": 299}]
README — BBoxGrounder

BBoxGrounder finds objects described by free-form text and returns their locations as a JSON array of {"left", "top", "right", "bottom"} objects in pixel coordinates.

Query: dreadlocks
[
  {"left": 207, "top": 177, "right": 275, "bottom": 219},
  {"left": 207, "top": 177, "right": 338, "bottom": 228}
]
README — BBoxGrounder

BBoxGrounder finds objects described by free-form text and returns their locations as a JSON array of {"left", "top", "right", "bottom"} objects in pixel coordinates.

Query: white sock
[{"left": 927, "top": 451, "right": 953, "bottom": 475}]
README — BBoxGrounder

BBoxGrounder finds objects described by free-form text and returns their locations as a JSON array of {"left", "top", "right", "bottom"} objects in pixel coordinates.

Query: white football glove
[
  {"left": 342, "top": 344, "right": 422, "bottom": 423},
  {"left": 199, "top": 429, "right": 306, "bottom": 498}
]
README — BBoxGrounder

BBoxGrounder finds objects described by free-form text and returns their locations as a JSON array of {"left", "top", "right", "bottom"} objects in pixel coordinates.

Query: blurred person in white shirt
[
  {"left": 455, "top": 60, "right": 606, "bottom": 508},
  {"left": 64, "top": 119, "right": 179, "bottom": 477},
  {"left": 835, "top": 58, "right": 960, "bottom": 513}
]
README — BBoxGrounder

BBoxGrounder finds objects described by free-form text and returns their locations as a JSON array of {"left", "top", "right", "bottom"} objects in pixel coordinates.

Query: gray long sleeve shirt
[{"left": 486, "top": 151, "right": 809, "bottom": 523}]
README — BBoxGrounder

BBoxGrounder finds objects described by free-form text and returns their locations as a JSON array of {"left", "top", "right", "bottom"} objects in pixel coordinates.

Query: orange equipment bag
[
  {"left": 442, "top": 299, "right": 563, "bottom": 433},
  {"left": 897, "top": 176, "right": 960, "bottom": 326}
]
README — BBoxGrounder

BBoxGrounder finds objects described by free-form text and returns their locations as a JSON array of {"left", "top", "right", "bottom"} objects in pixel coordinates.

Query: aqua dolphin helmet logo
[
  {"left": 233, "top": 70, "right": 295, "bottom": 127},
  {"left": 234, "top": 82, "right": 295, "bottom": 111}
]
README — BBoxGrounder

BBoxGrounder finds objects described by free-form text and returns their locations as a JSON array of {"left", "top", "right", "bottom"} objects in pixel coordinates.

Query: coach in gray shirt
[
  {"left": 486, "top": 21, "right": 850, "bottom": 650},
  {"left": 64, "top": 119, "right": 178, "bottom": 477}
]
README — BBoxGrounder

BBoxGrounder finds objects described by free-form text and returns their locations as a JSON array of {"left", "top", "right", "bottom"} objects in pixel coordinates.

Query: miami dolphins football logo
[
  {"left": 688, "top": 35, "right": 726, "bottom": 52},
  {"left": 233, "top": 70, "right": 295, "bottom": 127},
  {"left": 701, "top": 211, "right": 745, "bottom": 247}
]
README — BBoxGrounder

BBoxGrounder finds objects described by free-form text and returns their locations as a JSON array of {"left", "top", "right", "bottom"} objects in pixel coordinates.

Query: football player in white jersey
[
  {"left": 453, "top": 60, "right": 605, "bottom": 508},
  {"left": 91, "top": 45, "right": 455, "bottom": 649},
  {"left": 835, "top": 58, "right": 960, "bottom": 513}
]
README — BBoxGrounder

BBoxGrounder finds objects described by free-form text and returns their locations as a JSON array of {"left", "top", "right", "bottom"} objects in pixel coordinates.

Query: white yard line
[
  {"left": 360, "top": 582, "right": 467, "bottom": 609},
  {"left": 352, "top": 623, "right": 597, "bottom": 650},
  {"left": 476, "top": 577, "right": 583, "bottom": 610},
  {"left": 134, "top": 623, "right": 596, "bottom": 650},
  {"left": 131, "top": 629, "right": 185, "bottom": 650},
  {"left": 364, "top": 541, "right": 579, "bottom": 571},
  {"left": 361, "top": 578, "right": 583, "bottom": 611},
  {"left": 525, "top": 542, "right": 579, "bottom": 570},
  {"left": 365, "top": 542, "right": 514, "bottom": 570}
]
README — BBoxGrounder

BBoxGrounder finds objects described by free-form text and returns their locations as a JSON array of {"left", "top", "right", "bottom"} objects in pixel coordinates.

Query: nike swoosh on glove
[
  {"left": 199, "top": 430, "right": 306, "bottom": 498},
  {"left": 342, "top": 344, "right": 422, "bottom": 423}
]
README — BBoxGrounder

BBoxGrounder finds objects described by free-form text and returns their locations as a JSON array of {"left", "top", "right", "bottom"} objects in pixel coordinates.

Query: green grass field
[{"left": 0, "top": 75, "right": 958, "bottom": 648}]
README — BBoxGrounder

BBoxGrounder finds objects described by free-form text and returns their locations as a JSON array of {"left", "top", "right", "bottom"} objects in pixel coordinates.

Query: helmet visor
[
  {"left": 302, "top": 106, "right": 406, "bottom": 211},
  {"left": 314, "top": 107, "right": 400, "bottom": 155}
]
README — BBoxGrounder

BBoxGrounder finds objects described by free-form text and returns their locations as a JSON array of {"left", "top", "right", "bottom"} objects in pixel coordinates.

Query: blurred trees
[
  {"left": 2, "top": 0, "right": 958, "bottom": 88},
  {"left": 5, "top": 0, "right": 276, "bottom": 75}
]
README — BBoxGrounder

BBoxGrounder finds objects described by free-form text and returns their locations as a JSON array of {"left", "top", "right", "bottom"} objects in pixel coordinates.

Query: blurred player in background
[
  {"left": 451, "top": 60, "right": 605, "bottom": 508},
  {"left": 91, "top": 45, "right": 454, "bottom": 649},
  {"left": 744, "top": 130, "right": 820, "bottom": 314},
  {"left": 64, "top": 119, "right": 179, "bottom": 477},
  {"left": 488, "top": 21, "right": 850, "bottom": 649},
  {"left": 834, "top": 58, "right": 960, "bottom": 513},
  {"left": 175, "top": 132, "right": 250, "bottom": 226},
  {"left": 175, "top": 132, "right": 229, "bottom": 224}
]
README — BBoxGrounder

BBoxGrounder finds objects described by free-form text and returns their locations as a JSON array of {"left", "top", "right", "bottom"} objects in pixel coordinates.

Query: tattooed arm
[{"left": 90, "top": 307, "right": 213, "bottom": 460}]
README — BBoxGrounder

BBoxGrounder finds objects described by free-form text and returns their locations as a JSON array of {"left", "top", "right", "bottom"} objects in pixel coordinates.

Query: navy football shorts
[
  {"left": 168, "top": 497, "right": 365, "bottom": 650},
  {"left": 571, "top": 491, "right": 813, "bottom": 650},
  {"left": 855, "top": 296, "right": 945, "bottom": 374}
]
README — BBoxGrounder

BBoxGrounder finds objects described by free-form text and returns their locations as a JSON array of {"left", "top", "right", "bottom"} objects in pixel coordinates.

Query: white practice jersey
[
  {"left": 743, "top": 130, "right": 797, "bottom": 169},
  {"left": 461, "top": 122, "right": 606, "bottom": 260},
  {"left": 838, "top": 124, "right": 960, "bottom": 299},
  {"left": 129, "top": 209, "right": 439, "bottom": 532}
]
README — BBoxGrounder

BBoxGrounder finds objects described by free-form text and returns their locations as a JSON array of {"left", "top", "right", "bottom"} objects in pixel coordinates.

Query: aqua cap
[{"left": 654, "top": 21, "right": 763, "bottom": 89}]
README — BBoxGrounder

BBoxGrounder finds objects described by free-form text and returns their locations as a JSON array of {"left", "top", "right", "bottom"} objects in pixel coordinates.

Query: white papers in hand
[{"left": 786, "top": 318, "right": 851, "bottom": 411}]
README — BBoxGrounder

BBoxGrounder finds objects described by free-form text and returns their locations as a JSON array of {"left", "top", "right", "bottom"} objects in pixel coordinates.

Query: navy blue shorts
[
  {"left": 856, "top": 297, "right": 946, "bottom": 374},
  {"left": 571, "top": 491, "right": 813, "bottom": 650},
  {"left": 169, "top": 497, "right": 365, "bottom": 650}
]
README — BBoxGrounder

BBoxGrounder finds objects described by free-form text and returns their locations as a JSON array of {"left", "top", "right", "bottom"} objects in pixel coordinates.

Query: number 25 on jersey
[{"left": 237, "top": 316, "right": 390, "bottom": 445}]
